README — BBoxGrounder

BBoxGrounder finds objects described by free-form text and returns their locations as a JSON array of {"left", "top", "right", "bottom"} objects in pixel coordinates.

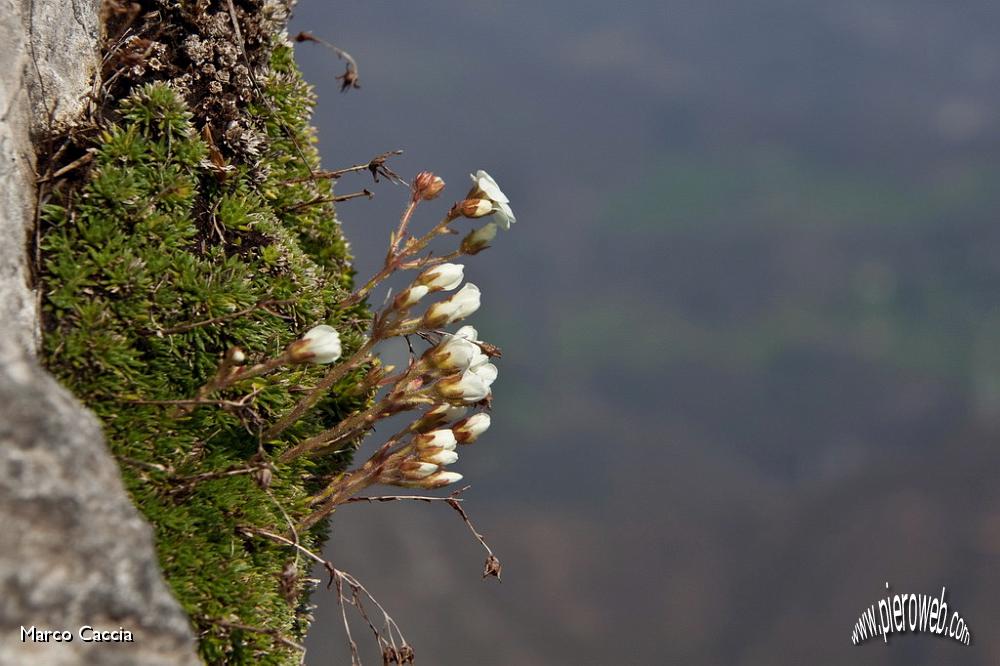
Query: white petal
[
  {"left": 474, "top": 170, "right": 509, "bottom": 203},
  {"left": 469, "top": 349, "right": 489, "bottom": 370},
  {"left": 397, "top": 284, "right": 429, "bottom": 308},
  {"left": 473, "top": 362, "right": 498, "bottom": 387},
  {"left": 491, "top": 201, "right": 515, "bottom": 230},
  {"left": 425, "top": 471, "right": 464, "bottom": 488},
  {"left": 455, "top": 412, "right": 491, "bottom": 443},
  {"left": 454, "top": 326, "right": 479, "bottom": 342},
  {"left": 423, "top": 449, "right": 459, "bottom": 465},
  {"left": 301, "top": 325, "right": 342, "bottom": 364},
  {"left": 419, "top": 262, "right": 465, "bottom": 291},
  {"left": 450, "top": 283, "right": 481, "bottom": 321}
]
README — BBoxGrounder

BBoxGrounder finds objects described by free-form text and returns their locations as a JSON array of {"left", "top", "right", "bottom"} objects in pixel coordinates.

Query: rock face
[
  {"left": 0, "top": 338, "right": 198, "bottom": 665},
  {"left": 0, "top": 1, "right": 199, "bottom": 663}
]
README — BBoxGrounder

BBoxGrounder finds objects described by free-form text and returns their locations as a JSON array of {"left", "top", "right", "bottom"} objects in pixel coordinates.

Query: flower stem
[
  {"left": 262, "top": 339, "right": 375, "bottom": 442},
  {"left": 276, "top": 362, "right": 426, "bottom": 462},
  {"left": 340, "top": 210, "right": 460, "bottom": 309}
]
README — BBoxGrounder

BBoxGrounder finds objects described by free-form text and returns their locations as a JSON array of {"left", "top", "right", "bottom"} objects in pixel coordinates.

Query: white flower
[
  {"left": 472, "top": 362, "right": 498, "bottom": 387},
  {"left": 429, "top": 335, "right": 480, "bottom": 372},
  {"left": 422, "top": 449, "right": 459, "bottom": 466},
  {"left": 450, "top": 325, "right": 490, "bottom": 369},
  {"left": 470, "top": 170, "right": 509, "bottom": 204},
  {"left": 417, "top": 263, "right": 464, "bottom": 292},
  {"left": 454, "top": 413, "right": 490, "bottom": 444},
  {"left": 424, "top": 283, "right": 481, "bottom": 327},
  {"left": 468, "top": 170, "right": 515, "bottom": 230},
  {"left": 415, "top": 429, "right": 458, "bottom": 451},
  {"left": 436, "top": 369, "right": 491, "bottom": 403},
  {"left": 395, "top": 284, "right": 429, "bottom": 309},
  {"left": 293, "top": 324, "right": 342, "bottom": 364},
  {"left": 423, "top": 470, "right": 464, "bottom": 488}
]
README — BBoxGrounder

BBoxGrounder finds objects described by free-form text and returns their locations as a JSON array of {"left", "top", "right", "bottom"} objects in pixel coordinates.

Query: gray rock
[
  {"left": 0, "top": 1, "right": 200, "bottom": 664},
  {"left": 1, "top": 0, "right": 104, "bottom": 354},
  {"left": 0, "top": 339, "right": 198, "bottom": 665}
]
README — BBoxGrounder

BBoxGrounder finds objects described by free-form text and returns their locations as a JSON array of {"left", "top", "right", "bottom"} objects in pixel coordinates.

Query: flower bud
[
  {"left": 289, "top": 324, "right": 342, "bottom": 364},
  {"left": 427, "top": 335, "right": 479, "bottom": 372},
  {"left": 423, "top": 470, "right": 464, "bottom": 488},
  {"left": 412, "top": 171, "right": 445, "bottom": 200},
  {"left": 394, "top": 284, "right": 429, "bottom": 309},
  {"left": 411, "top": 404, "right": 467, "bottom": 431},
  {"left": 400, "top": 461, "right": 439, "bottom": 479},
  {"left": 456, "top": 198, "right": 494, "bottom": 218},
  {"left": 429, "top": 403, "right": 468, "bottom": 421},
  {"left": 460, "top": 222, "right": 497, "bottom": 254},
  {"left": 414, "top": 429, "right": 457, "bottom": 451},
  {"left": 423, "top": 283, "right": 481, "bottom": 327},
  {"left": 421, "top": 449, "right": 459, "bottom": 466},
  {"left": 416, "top": 262, "right": 464, "bottom": 292},
  {"left": 454, "top": 412, "right": 490, "bottom": 443},
  {"left": 253, "top": 466, "right": 273, "bottom": 489},
  {"left": 436, "top": 369, "right": 491, "bottom": 403}
]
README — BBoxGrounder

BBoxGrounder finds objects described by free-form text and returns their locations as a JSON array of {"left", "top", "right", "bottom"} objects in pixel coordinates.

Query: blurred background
[{"left": 289, "top": 1, "right": 1000, "bottom": 664}]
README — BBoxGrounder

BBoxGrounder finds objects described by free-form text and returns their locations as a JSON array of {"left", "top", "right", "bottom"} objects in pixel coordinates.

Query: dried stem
[
  {"left": 280, "top": 190, "right": 373, "bottom": 214},
  {"left": 119, "top": 388, "right": 262, "bottom": 409},
  {"left": 275, "top": 360, "right": 425, "bottom": 462},
  {"left": 297, "top": 461, "right": 380, "bottom": 531},
  {"left": 157, "top": 299, "right": 292, "bottom": 335},
  {"left": 344, "top": 493, "right": 465, "bottom": 504},
  {"left": 200, "top": 617, "right": 305, "bottom": 654},
  {"left": 343, "top": 485, "right": 502, "bottom": 580},
  {"left": 282, "top": 150, "right": 403, "bottom": 185},
  {"left": 341, "top": 208, "right": 460, "bottom": 309},
  {"left": 446, "top": 490, "right": 503, "bottom": 580},
  {"left": 293, "top": 31, "right": 362, "bottom": 93},
  {"left": 35, "top": 150, "right": 94, "bottom": 183},
  {"left": 172, "top": 464, "right": 266, "bottom": 485},
  {"left": 244, "top": 527, "right": 410, "bottom": 662}
]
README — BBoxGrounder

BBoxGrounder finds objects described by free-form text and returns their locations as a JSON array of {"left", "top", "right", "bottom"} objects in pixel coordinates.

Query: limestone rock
[{"left": 0, "top": 338, "right": 198, "bottom": 665}]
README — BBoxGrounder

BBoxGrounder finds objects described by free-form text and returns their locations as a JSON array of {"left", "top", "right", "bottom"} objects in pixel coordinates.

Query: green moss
[{"left": 39, "top": 46, "right": 368, "bottom": 664}]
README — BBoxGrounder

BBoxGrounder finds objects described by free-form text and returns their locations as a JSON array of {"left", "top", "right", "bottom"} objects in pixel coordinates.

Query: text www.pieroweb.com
[{"left": 851, "top": 585, "right": 971, "bottom": 645}]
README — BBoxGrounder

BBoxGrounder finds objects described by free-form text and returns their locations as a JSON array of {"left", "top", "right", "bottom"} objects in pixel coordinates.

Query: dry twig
[
  {"left": 242, "top": 527, "right": 412, "bottom": 664},
  {"left": 157, "top": 299, "right": 293, "bottom": 335}
]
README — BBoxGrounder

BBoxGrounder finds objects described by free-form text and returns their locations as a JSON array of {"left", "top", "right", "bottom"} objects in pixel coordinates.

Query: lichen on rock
[{"left": 36, "top": 1, "right": 370, "bottom": 662}]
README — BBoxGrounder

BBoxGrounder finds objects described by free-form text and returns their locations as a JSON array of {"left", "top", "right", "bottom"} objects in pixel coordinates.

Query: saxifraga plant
[{"left": 37, "top": 2, "right": 514, "bottom": 663}]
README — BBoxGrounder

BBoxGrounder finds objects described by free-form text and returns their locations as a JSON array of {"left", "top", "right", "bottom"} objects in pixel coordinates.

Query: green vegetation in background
[
  {"left": 39, "top": 46, "right": 368, "bottom": 664},
  {"left": 607, "top": 152, "right": 1000, "bottom": 234},
  {"left": 556, "top": 151, "right": 1000, "bottom": 382}
]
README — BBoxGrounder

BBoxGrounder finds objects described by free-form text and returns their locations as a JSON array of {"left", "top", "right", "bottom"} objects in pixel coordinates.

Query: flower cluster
[
  {"left": 366, "top": 324, "right": 497, "bottom": 489},
  {"left": 198, "top": 169, "right": 515, "bottom": 519},
  {"left": 184, "top": 166, "right": 514, "bottom": 541}
]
